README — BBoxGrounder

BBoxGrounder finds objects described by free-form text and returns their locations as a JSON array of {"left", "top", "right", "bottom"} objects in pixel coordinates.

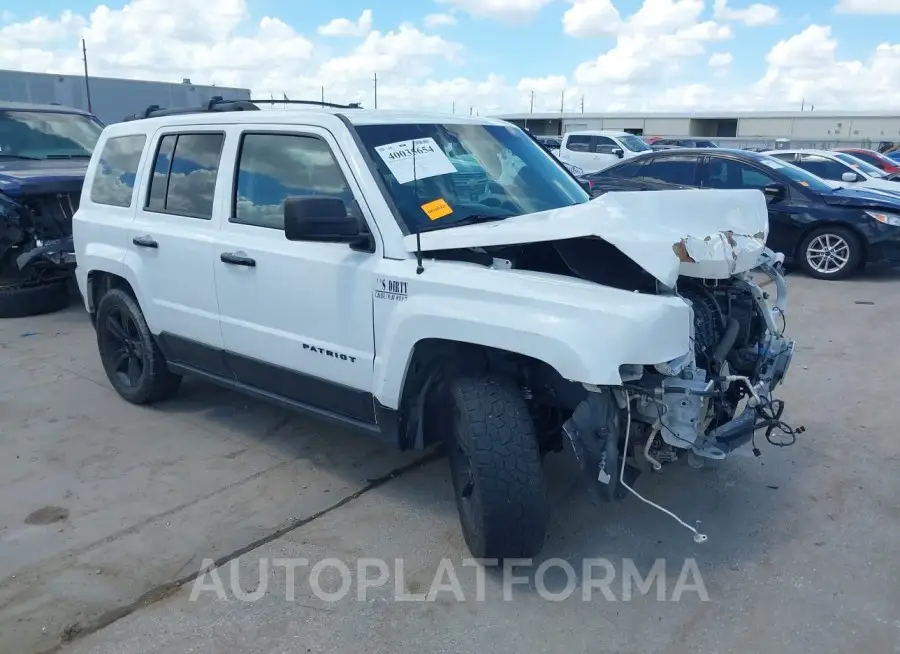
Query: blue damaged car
[{"left": 0, "top": 102, "right": 103, "bottom": 317}]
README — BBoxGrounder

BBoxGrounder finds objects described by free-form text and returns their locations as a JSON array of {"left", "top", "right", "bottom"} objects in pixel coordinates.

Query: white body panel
[
  {"left": 371, "top": 258, "right": 691, "bottom": 408},
  {"left": 403, "top": 188, "right": 769, "bottom": 287},
  {"left": 763, "top": 149, "right": 900, "bottom": 194}
]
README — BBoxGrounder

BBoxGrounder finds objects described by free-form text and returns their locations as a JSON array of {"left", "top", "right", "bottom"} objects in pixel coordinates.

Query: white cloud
[
  {"left": 1, "top": 0, "right": 900, "bottom": 117},
  {"left": 317, "top": 9, "right": 373, "bottom": 37},
  {"left": 752, "top": 25, "right": 900, "bottom": 109},
  {"left": 572, "top": 0, "right": 732, "bottom": 86},
  {"left": 709, "top": 51, "right": 734, "bottom": 67},
  {"left": 424, "top": 13, "right": 458, "bottom": 27},
  {"left": 437, "top": 0, "right": 556, "bottom": 23},
  {"left": 562, "top": 0, "right": 622, "bottom": 37},
  {"left": 713, "top": 0, "right": 779, "bottom": 26},
  {"left": 834, "top": 0, "right": 900, "bottom": 14}
]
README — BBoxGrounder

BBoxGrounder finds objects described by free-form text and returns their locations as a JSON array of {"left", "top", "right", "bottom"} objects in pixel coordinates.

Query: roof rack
[{"left": 121, "top": 96, "right": 363, "bottom": 122}]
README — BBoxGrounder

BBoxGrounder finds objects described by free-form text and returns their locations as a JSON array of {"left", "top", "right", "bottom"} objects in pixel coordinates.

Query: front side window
[
  {"left": 354, "top": 122, "right": 589, "bottom": 233},
  {"left": 596, "top": 159, "right": 645, "bottom": 179},
  {"left": 619, "top": 135, "right": 651, "bottom": 153},
  {"left": 796, "top": 154, "right": 853, "bottom": 182},
  {"left": 145, "top": 132, "right": 224, "bottom": 219},
  {"left": 704, "top": 158, "right": 776, "bottom": 190},
  {"left": 90, "top": 135, "right": 146, "bottom": 208},
  {"left": 233, "top": 133, "right": 354, "bottom": 230},
  {"left": 0, "top": 110, "right": 103, "bottom": 160}
]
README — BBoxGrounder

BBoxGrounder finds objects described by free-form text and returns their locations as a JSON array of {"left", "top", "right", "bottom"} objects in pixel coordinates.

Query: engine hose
[{"left": 712, "top": 317, "right": 740, "bottom": 368}]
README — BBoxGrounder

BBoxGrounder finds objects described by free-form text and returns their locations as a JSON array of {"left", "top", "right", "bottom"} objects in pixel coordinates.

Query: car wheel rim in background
[{"left": 806, "top": 234, "right": 850, "bottom": 274}]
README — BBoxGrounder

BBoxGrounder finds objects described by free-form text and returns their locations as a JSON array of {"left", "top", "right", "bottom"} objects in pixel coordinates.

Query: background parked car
[
  {"left": 556, "top": 130, "right": 651, "bottom": 174},
  {"left": 535, "top": 136, "right": 561, "bottom": 153},
  {"left": 583, "top": 148, "right": 900, "bottom": 280},
  {"left": 764, "top": 149, "right": 900, "bottom": 194},
  {"left": 833, "top": 148, "right": 900, "bottom": 176}
]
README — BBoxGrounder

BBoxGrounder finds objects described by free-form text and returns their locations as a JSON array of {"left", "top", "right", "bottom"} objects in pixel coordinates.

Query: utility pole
[
  {"left": 321, "top": 86, "right": 324, "bottom": 104},
  {"left": 801, "top": 98, "right": 805, "bottom": 111},
  {"left": 470, "top": 106, "right": 473, "bottom": 116},
  {"left": 81, "top": 39, "right": 93, "bottom": 114},
  {"left": 373, "top": 72, "right": 377, "bottom": 109},
  {"left": 560, "top": 90, "right": 564, "bottom": 113},
  {"left": 580, "top": 95, "right": 584, "bottom": 113},
  {"left": 452, "top": 101, "right": 455, "bottom": 114},
  {"left": 530, "top": 90, "right": 534, "bottom": 113}
]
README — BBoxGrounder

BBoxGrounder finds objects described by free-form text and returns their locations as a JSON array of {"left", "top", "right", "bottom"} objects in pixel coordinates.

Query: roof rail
[
  {"left": 247, "top": 99, "right": 364, "bottom": 109},
  {"left": 121, "top": 96, "right": 363, "bottom": 122}
]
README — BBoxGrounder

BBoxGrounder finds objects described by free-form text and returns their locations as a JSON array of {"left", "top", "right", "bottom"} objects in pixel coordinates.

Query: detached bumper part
[{"left": 15, "top": 235, "right": 76, "bottom": 273}]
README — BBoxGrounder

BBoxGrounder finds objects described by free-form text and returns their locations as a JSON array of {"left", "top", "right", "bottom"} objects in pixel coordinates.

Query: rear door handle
[
  {"left": 132, "top": 235, "right": 158, "bottom": 248},
  {"left": 220, "top": 252, "right": 256, "bottom": 267}
]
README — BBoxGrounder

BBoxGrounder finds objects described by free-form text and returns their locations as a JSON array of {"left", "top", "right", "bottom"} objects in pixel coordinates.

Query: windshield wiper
[
  {"left": 0, "top": 153, "right": 42, "bottom": 160},
  {"left": 418, "top": 213, "right": 513, "bottom": 233},
  {"left": 45, "top": 153, "right": 91, "bottom": 159}
]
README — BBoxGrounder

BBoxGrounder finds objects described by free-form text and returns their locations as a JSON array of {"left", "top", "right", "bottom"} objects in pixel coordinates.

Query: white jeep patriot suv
[{"left": 74, "top": 99, "right": 797, "bottom": 557}]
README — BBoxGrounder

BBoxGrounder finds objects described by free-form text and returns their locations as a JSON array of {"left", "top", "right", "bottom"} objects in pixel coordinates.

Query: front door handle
[
  {"left": 220, "top": 252, "right": 256, "bottom": 267},
  {"left": 132, "top": 235, "right": 158, "bottom": 248}
]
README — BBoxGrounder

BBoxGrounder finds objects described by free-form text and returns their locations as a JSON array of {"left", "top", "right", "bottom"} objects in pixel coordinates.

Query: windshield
[
  {"left": 757, "top": 155, "right": 837, "bottom": 193},
  {"left": 833, "top": 152, "right": 884, "bottom": 177},
  {"left": 354, "top": 122, "right": 590, "bottom": 232},
  {"left": 0, "top": 110, "right": 103, "bottom": 159},
  {"left": 619, "top": 135, "right": 651, "bottom": 153}
]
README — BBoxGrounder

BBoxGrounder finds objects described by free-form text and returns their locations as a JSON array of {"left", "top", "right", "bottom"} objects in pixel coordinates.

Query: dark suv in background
[
  {"left": 0, "top": 102, "right": 103, "bottom": 317},
  {"left": 581, "top": 148, "right": 900, "bottom": 280}
]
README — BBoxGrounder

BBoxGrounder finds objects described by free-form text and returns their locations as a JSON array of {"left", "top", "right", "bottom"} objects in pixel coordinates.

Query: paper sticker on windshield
[
  {"left": 761, "top": 159, "right": 784, "bottom": 169},
  {"left": 798, "top": 181, "right": 809, "bottom": 186},
  {"left": 374, "top": 138, "right": 458, "bottom": 184},
  {"left": 421, "top": 198, "right": 453, "bottom": 221}
]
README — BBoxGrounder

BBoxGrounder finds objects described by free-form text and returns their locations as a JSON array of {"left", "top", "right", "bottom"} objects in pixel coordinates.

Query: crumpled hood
[
  {"left": 403, "top": 188, "right": 769, "bottom": 287},
  {"left": 0, "top": 159, "right": 87, "bottom": 197}
]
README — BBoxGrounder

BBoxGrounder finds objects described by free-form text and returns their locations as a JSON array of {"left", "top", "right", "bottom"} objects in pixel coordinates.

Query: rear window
[{"left": 90, "top": 135, "right": 147, "bottom": 208}]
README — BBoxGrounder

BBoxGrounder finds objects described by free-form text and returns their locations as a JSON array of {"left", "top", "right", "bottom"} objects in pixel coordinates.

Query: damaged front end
[
  {"left": 562, "top": 249, "right": 799, "bottom": 541},
  {"left": 0, "top": 188, "right": 78, "bottom": 281}
]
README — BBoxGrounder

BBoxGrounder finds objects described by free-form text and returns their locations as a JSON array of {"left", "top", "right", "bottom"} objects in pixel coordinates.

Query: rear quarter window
[{"left": 90, "top": 134, "right": 147, "bottom": 208}]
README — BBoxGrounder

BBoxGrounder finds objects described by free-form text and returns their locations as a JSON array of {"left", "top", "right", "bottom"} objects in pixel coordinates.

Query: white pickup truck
[
  {"left": 555, "top": 129, "right": 653, "bottom": 174},
  {"left": 73, "top": 100, "right": 796, "bottom": 558}
]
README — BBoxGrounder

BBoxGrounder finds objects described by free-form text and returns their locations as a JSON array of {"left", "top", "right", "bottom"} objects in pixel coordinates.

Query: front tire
[
  {"left": 444, "top": 375, "right": 548, "bottom": 559},
  {"left": 96, "top": 288, "right": 182, "bottom": 404},
  {"left": 798, "top": 226, "right": 861, "bottom": 280}
]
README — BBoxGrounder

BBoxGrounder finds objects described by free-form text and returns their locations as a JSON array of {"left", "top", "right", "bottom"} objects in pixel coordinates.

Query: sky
[{"left": 1, "top": 0, "right": 900, "bottom": 114}]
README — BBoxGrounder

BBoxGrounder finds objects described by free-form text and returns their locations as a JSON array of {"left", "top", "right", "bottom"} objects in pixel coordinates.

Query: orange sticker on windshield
[
  {"left": 421, "top": 198, "right": 453, "bottom": 221},
  {"left": 799, "top": 181, "right": 809, "bottom": 187}
]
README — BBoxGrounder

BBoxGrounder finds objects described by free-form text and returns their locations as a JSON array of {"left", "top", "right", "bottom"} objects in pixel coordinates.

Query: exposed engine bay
[
  {"left": 432, "top": 235, "right": 799, "bottom": 542},
  {"left": 0, "top": 190, "right": 78, "bottom": 280}
]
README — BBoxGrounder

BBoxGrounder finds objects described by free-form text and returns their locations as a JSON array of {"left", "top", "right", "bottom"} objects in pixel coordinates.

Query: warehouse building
[
  {"left": 0, "top": 69, "right": 250, "bottom": 125},
  {"left": 495, "top": 110, "right": 900, "bottom": 150}
]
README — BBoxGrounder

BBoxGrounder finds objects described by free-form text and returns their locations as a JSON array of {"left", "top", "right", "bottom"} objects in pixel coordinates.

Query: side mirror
[
  {"left": 284, "top": 196, "right": 361, "bottom": 243},
  {"left": 762, "top": 183, "right": 786, "bottom": 204},
  {"left": 841, "top": 171, "right": 859, "bottom": 183},
  {"left": 579, "top": 179, "right": 593, "bottom": 193},
  {"left": 612, "top": 147, "right": 624, "bottom": 158}
]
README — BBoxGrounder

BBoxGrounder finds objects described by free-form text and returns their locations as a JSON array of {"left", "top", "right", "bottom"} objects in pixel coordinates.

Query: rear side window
[
  {"left": 598, "top": 159, "right": 644, "bottom": 179},
  {"left": 796, "top": 154, "right": 849, "bottom": 182},
  {"left": 232, "top": 133, "right": 354, "bottom": 230},
  {"left": 565, "top": 135, "right": 591, "bottom": 152},
  {"left": 90, "top": 135, "right": 146, "bottom": 208},
  {"left": 637, "top": 155, "right": 699, "bottom": 185},
  {"left": 145, "top": 132, "right": 224, "bottom": 219}
]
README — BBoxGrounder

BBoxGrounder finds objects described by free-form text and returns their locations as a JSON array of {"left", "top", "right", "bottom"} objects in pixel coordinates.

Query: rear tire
[
  {"left": 444, "top": 375, "right": 548, "bottom": 559},
  {"left": 0, "top": 278, "right": 69, "bottom": 318},
  {"left": 96, "top": 288, "right": 182, "bottom": 404},
  {"left": 798, "top": 226, "right": 861, "bottom": 280}
]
